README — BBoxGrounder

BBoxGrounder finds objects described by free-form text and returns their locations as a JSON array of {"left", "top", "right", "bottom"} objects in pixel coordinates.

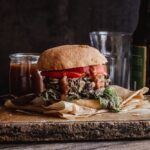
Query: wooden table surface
[
  {"left": 0, "top": 98, "right": 149, "bottom": 149},
  {"left": 0, "top": 140, "right": 150, "bottom": 150}
]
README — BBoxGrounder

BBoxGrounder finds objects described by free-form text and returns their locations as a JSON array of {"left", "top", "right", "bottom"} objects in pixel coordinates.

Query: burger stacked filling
[
  {"left": 41, "top": 64, "right": 122, "bottom": 112},
  {"left": 41, "top": 64, "right": 109, "bottom": 102},
  {"left": 43, "top": 75, "right": 110, "bottom": 102}
]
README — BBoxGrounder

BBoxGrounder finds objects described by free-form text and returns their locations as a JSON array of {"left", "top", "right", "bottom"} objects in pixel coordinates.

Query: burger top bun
[{"left": 38, "top": 45, "right": 107, "bottom": 71}]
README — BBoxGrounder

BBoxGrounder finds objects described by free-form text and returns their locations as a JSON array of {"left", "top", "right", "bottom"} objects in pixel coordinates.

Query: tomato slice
[
  {"left": 41, "top": 71, "right": 85, "bottom": 78},
  {"left": 90, "top": 65, "right": 107, "bottom": 75},
  {"left": 41, "top": 65, "right": 107, "bottom": 78},
  {"left": 65, "top": 66, "right": 90, "bottom": 74}
]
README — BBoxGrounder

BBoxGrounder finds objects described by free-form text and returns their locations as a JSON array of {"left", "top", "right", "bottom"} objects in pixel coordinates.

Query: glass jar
[{"left": 9, "top": 53, "right": 44, "bottom": 96}]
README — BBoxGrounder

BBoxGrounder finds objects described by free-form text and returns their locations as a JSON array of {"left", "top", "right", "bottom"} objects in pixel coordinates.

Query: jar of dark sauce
[{"left": 9, "top": 53, "right": 44, "bottom": 96}]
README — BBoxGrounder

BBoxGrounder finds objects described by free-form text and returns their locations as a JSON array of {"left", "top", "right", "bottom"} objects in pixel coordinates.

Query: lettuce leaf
[{"left": 98, "top": 86, "right": 122, "bottom": 112}]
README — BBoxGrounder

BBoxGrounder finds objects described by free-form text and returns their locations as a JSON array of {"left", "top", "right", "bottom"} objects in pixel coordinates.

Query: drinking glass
[{"left": 89, "top": 31, "right": 132, "bottom": 89}]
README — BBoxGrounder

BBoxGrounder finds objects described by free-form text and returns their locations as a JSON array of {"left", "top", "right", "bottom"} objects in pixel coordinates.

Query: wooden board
[
  {"left": 0, "top": 106, "right": 150, "bottom": 142},
  {"left": 0, "top": 140, "right": 150, "bottom": 150}
]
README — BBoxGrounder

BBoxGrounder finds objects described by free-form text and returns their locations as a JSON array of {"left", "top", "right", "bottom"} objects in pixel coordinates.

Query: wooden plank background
[{"left": 0, "top": 0, "right": 141, "bottom": 95}]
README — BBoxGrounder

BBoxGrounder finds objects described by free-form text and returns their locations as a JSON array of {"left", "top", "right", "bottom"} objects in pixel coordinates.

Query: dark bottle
[{"left": 131, "top": 0, "right": 150, "bottom": 91}]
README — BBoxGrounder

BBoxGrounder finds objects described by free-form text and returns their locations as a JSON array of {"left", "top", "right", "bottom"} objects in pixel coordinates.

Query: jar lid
[
  {"left": 9, "top": 53, "right": 40, "bottom": 62},
  {"left": 10, "top": 53, "right": 39, "bottom": 58}
]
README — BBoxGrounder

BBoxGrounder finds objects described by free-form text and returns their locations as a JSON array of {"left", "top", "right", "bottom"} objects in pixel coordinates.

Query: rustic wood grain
[
  {"left": 0, "top": 120, "right": 150, "bottom": 142},
  {"left": 0, "top": 107, "right": 149, "bottom": 142},
  {"left": 0, "top": 140, "right": 150, "bottom": 150}
]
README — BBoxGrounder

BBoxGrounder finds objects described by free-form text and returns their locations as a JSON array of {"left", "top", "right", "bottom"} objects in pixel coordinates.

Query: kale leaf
[{"left": 98, "top": 86, "right": 122, "bottom": 112}]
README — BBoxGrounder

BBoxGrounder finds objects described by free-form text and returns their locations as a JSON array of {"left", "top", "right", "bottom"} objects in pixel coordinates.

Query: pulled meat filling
[
  {"left": 60, "top": 76, "right": 69, "bottom": 100},
  {"left": 42, "top": 75, "right": 110, "bottom": 102},
  {"left": 42, "top": 74, "right": 122, "bottom": 112}
]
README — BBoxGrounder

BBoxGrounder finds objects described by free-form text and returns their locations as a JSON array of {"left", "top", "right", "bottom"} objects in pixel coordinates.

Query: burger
[{"left": 38, "top": 45, "right": 122, "bottom": 112}]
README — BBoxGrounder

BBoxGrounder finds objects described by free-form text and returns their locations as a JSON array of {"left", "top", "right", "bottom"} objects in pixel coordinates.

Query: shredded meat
[
  {"left": 89, "top": 66, "right": 104, "bottom": 89},
  {"left": 43, "top": 74, "right": 110, "bottom": 102},
  {"left": 60, "top": 76, "right": 69, "bottom": 100}
]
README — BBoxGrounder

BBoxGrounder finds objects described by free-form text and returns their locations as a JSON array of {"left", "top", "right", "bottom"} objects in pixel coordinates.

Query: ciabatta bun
[{"left": 38, "top": 45, "right": 107, "bottom": 71}]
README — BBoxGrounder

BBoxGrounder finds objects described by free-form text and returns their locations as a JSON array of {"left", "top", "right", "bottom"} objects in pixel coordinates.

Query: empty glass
[{"left": 89, "top": 31, "right": 132, "bottom": 89}]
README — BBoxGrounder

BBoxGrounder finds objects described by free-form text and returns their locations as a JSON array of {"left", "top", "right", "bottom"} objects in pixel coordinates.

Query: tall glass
[
  {"left": 89, "top": 31, "right": 132, "bottom": 89},
  {"left": 9, "top": 53, "right": 44, "bottom": 96}
]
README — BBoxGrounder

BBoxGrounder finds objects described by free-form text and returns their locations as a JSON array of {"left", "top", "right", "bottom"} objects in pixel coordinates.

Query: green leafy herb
[
  {"left": 98, "top": 86, "right": 122, "bottom": 112},
  {"left": 42, "top": 88, "right": 61, "bottom": 102},
  {"left": 67, "top": 93, "right": 81, "bottom": 101}
]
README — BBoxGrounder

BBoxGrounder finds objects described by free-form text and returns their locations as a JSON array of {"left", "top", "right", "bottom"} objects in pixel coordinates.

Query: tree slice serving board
[{"left": 0, "top": 104, "right": 150, "bottom": 142}]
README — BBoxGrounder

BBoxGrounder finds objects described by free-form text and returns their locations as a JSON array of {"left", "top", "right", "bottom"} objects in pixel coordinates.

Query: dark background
[{"left": 0, "top": 0, "right": 142, "bottom": 94}]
